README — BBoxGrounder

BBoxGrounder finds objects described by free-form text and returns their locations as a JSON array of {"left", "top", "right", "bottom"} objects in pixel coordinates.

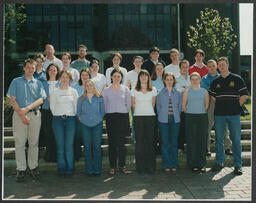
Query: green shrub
[{"left": 4, "top": 97, "right": 13, "bottom": 127}]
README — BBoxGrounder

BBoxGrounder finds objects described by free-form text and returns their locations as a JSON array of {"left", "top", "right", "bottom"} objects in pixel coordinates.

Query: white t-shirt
[
  {"left": 67, "top": 67, "right": 80, "bottom": 87},
  {"left": 48, "top": 81, "right": 58, "bottom": 95},
  {"left": 50, "top": 87, "right": 78, "bottom": 116},
  {"left": 131, "top": 87, "right": 157, "bottom": 116},
  {"left": 43, "top": 57, "right": 63, "bottom": 71},
  {"left": 91, "top": 73, "right": 107, "bottom": 93},
  {"left": 164, "top": 64, "right": 180, "bottom": 78},
  {"left": 127, "top": 70, "right": 139, "bottom": 89},
  {"left": 106, "top": 67, "right": 127, "bottom": 86}
]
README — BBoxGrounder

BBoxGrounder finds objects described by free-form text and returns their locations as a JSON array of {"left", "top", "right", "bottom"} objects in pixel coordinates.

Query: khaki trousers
[
  {"left": 207, "top": 100, "right": 232, "bottom": 152},
  {"left": 12, "top": 111, "right": 41, "bottom": 171}
]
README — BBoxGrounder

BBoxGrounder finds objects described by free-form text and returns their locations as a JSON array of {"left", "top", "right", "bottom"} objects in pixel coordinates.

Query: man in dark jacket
[{"left": 142, "top": 47, "right": 166, "bottom": 76}]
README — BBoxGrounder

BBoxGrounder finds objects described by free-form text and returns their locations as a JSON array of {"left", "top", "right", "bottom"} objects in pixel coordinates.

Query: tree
[{"left": 186, "top": 8, "right": 237, "bottom": 61}]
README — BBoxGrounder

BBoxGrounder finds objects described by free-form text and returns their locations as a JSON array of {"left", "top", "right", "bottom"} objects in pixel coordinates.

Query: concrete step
[
  {"left": 3, "top": 152, "right": 251, "bottom": 175},
  {"left": 4, "top": 129, "right": 252, "bottom": 148},
  {"left": 3, "top": 139, "right": 251, "bottom": 161},
  {"left": 3, "top": 120, "right": 252, "bottom": 137}
]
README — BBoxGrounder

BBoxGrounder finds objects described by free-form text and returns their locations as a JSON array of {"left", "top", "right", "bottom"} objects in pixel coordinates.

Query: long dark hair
[
  {"left": 46, "top": 63, "right": 60, "bottom": 81},
  {"left": 78, "top": 68, "right": 91, "bottom": 85},
  {"left": 151, "top": 62, "right": 165, "bottom": 80},
  {"left": 135, "top": 70, "right": 152, "bottom": 91}
]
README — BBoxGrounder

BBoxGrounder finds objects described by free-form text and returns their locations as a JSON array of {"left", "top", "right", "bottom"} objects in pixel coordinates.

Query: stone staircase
[{"left": 3, "top": 120, "right": 252, "bottom": 174}]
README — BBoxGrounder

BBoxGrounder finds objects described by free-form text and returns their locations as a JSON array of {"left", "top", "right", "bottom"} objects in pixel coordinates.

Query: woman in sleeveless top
[{"left": 182, "top": 72, "right": 209, "bottom": 172}]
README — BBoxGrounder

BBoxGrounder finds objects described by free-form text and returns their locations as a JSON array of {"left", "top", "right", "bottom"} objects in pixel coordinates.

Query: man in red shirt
[{"left": 188, "top": 49, "right": 208, "bottom": 78}]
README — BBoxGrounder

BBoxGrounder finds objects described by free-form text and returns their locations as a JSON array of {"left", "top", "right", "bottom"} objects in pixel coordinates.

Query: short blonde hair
[{"left": 190, "top": 72, "right": 201, "bottom": 80}]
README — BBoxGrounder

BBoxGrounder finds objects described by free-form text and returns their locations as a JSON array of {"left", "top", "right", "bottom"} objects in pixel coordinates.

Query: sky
[{"left": 239, "top": 3, "right": 253, "bottom": 56}]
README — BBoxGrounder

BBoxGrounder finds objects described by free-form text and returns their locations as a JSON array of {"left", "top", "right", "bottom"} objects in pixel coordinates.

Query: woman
[
  {"left": 105, "top": 53, "right": 127, "bottom": 86},
  {"left": 156, "top": 73, "right": 182, "bottom": 172},
  {"left": 73, "top": 68, "right": 91, "bottom": 161},
  {"left": 131, "top": 70, "right": 157, "bottom": 174},
  {"left": 50, "top": 70, "right": 79, "bottom": 176},
  {"left": 62, "top": 52, "right": 80, "bottom": 86},
  {"left": 102, "top": 69, "right": 131, "bottom": 175},
  {"left": 33, "top": 53, "right": 46, "bottom": 81},
  {"left": 151, "top": 62, "right": 165, "bottom": 92},
  {"left": 77, "top": 79, "right": 105, "bottom": 176},
  {"left": 41, "top": 63, "right": 60, "bottom": 162},
  {"left": 90, "top": 59, "right": 107, "bottom": 93},
  {"left": 182, "top": 72, "right": 209, "bottom": 172}
]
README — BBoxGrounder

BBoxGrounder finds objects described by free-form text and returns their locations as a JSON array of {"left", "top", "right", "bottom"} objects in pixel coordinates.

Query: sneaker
[
  {"left": 225, "top": 149, "right": 233, "bottom": 155},
  {"left": 234, "top": 166, "right": 243, "bottom": 175},
  {"left": 16, "top": 170, "right": 26, "bottom": 182},
  {"left": 211, "top": 163, "right": 224, "bottom": 172},
  {"left": 30, "top": 167, "right": 40, "bottom": 180},
  {"left": 206, "top": 151, "right": 211, "bottom": 157}
]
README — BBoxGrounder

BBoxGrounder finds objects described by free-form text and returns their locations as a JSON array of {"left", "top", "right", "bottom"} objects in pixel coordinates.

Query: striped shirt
[
  {"left": 168, "top": 93, "right": 174, "bottom": 115},
  {"left": 209, "top": 73, "right": 248, "bottom": 116}
]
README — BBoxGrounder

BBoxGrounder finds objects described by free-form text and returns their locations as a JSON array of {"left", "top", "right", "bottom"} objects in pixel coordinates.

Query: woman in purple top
[
  {"left": 77, "top": 79, "right": 105, "bottom": 176},
  {"left": 102, "top": 69, "right": 131, "bottom": 175}
]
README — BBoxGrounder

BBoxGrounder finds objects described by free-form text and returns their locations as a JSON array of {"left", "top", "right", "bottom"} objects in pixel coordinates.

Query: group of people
[{"left": 7, "top": 44, "right": 248, "bottom": 183}]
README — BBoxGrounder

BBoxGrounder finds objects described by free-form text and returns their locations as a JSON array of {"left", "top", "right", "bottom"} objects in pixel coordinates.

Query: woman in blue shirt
[
  {"left": 73, "top": 68, "right": 91, "bottom": 161},
  {"left": 77, "top": 79, "right": 105, "bottom": 176},
  {"left": 182, "top": 72, "right": 209, "bottom": 172},
  {"left": 151, "top": 62, "right": 165, "bottom": 92},
  {"left": 156, "top": 73, "right": 182, "bottom": 172}
]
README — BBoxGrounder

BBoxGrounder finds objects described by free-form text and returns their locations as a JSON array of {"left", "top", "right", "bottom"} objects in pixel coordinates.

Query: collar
[
  {"left": 194, "top": 63, "right": 206, "bottom": 69},
  {"left": 22, "top": 75, "right": 36, "bottom": 82}
]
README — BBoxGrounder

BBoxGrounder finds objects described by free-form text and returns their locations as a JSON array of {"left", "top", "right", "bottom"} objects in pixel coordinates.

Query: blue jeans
[
  {"left": 80, "top": 121, "right": 103, "bottom": 175},
  {"left": 158, "top": 116, "right": 180, "bottom": 168},
  {"left": 52, "top": 116, "right": 76, "bottom": 174},
  {"left": 214, "top": 115, "right": 242, "bottom": 167}
]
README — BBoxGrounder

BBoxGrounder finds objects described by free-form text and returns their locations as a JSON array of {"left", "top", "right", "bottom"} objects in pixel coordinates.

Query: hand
[
  {"left": 20, "top": 115, "right": 30, "bottom": 125},
  {"left": 17, "top": 107, "right": 29, "bottom": 116}
]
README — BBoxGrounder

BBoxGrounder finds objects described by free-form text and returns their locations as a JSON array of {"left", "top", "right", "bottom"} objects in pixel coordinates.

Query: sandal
[
  {"left": 109, "top": 168, "right": 116, "bottom": 175},
  {"left": 171, "top": 168, "right": 177, "bottom": 172},
  {"left": 164, "top": 168, "right": 171, "bottom": 172},
  {"left": 200, "top": 167, "right": 206, "bottom": 173},
  {"left": 119, "top": 166, "right": 132, "bottom": 174},
  {"left": 192, "top": 168, "right": 199, "bottom": 172}
]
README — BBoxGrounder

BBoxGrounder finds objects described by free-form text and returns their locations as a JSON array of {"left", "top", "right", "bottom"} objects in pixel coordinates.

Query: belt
[
  {"left": 28, "top": 109, "right": 39, "bottom": 115},
  {"left": 60, "top": 115, "right": 68, "bottom": 118}
]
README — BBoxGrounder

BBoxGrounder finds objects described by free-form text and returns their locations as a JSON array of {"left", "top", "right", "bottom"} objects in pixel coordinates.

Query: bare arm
[
  {"left": 239, "top": 95, "right": 247, "bottom": 106},
  {"left": 211, "top": 96, "right": 216, "bottom": 103},
  {"left": 131, "top": 96, "right": 135, "bottom": 110},
  {"left": 205, "top": 91, "right": 209, "bottom": 111},
  {"left": 182, "top": 90, "right": 188, "bottom": 112},
  {"left": 152, "top": 96, "right": 157, "bottom": 108}
]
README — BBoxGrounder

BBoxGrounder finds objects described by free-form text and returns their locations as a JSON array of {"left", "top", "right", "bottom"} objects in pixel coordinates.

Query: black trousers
[
  {"left": 134, "top": 116, "right": 156, "bottom": 173},
  {"left": 185, "top": 113, "right": 208, "bottom": 169},
  {"left": 178, "top": 112, "right": 186, "bottom": 150},
  {"left": 41, "top": 109, "right": 57, "bottom": 162},
  {"left": 106, "top": 113, "right": 129, "bottom": 168}
]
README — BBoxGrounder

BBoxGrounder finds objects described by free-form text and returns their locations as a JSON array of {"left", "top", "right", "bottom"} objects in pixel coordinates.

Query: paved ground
[{"left": 3, "top": 167, "right": 251, "bottom": 200}]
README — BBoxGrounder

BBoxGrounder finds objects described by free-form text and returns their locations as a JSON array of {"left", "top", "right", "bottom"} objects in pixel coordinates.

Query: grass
[{"left": 240, "top": 103, "right": 251, "bottom": 121}]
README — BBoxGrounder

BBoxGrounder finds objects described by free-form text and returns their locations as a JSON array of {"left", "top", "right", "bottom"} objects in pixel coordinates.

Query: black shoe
[
  {"left": 234, "top": 166, "right": 243, "bottom": 175},
  {"left": 59, "top": 173, "right": 65, "bottom": 178},
  {"left": 16, "top": 170, "right": 26, "bottom": 182},
  {"left": 211, "top": 163, "right": 224, "bottom": 172},
  {"left": 30, "top": 167, "right": 40, "bottom": 180},
  {"left": 225, "top": 149, "right": 233, "bottom": 155}
]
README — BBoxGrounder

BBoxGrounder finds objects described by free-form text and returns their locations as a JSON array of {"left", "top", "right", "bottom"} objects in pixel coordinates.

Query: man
[
  {"left": 202, "top": 60, "right": 232, "bottom": 157},
  {"left": 188, "top": 49, "right": 208, "bottom": 78},
  {"left": 127, "top": 56, "right": 144, "bottom": 90},
  {"left": 70, "top": 44, "right": 90, "bottom": 71},
  {"left": 210, "top": 57, "right": 248, "bottom": 175},
  {"left": 164, "top": 48, "right": 180, "bottom": 78},
  {"left": 7, "top": 59, "right": 46, "bottom": 182},
  {"left": 175, "top": 60, "right": 191, "bottom": 156},
  {"left": 42, "top": 44, "right": 63, "bottom": 71},
  {"left": 127, "top": 56, "right": 144, "bottom": 143},
  {"left": 141, "top": 46, "right": 166, "bottom": 76}
]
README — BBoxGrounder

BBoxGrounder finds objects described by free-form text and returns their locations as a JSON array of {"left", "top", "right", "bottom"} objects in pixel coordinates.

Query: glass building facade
[{"left": 23, "top": 4, "right": 178, "bottom": 53}]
